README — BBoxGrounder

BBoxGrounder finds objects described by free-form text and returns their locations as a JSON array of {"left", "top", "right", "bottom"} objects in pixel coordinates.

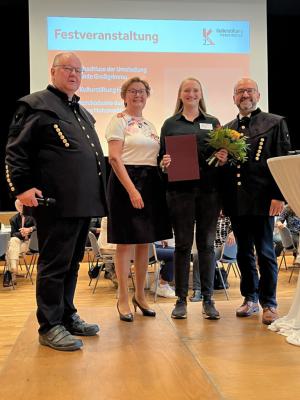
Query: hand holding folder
[{"left": 165, "top": 134, "right": 200, "bottom": 182}]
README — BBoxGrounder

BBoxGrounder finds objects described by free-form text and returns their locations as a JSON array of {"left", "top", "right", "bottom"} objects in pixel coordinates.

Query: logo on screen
[{"left": 203, "top": 29, "right": 215, "bottom": 45}]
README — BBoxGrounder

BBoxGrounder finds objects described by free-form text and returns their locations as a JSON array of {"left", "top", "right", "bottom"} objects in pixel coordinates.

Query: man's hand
[
  {"left": 19, "top": 227, "right": 33, "bottom": 237},
  {"left": 269, "top": 199, "right": 284, "bottom": 216},
  {"left": 17, "top": 188, "right": 43, "bottom": 207}
]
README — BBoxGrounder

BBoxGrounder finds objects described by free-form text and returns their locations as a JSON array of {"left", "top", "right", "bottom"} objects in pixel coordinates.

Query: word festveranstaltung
[{"left": 54, "top": 29, "right": 159, "bottom": 44}]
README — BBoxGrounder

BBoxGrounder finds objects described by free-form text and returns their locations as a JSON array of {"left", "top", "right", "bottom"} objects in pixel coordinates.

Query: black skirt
[{"left": 107, "top": 165, "right": 172, "bottom": 244}]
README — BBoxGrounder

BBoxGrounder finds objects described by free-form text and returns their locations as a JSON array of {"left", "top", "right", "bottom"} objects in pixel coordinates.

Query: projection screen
[{"left": 29, "top": 0, "right": 267, "bottom": 155}]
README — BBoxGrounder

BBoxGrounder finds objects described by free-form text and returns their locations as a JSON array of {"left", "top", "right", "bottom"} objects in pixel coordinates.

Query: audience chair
[
  {"left": 219, "top": 241, "right": 240, "bottom": 277},
  {"left": 148, "top": 244, "right": 163, "bottom": 303},
  {"left": 130, "top": 244, "right": 163, "bottom": 302},
  {"left": 18, "top": 231, "right": 39, "bottom": 285},
  {"left": 88, "top": 231, "right": 115, "bottom": 294},
  {"left": 0, "top": 233, "right": 10, "bottom": 262},
  {"left": 278, "top": 226, "right": 300, "bottom": 282},
  {"left": 23, "top": 230, "right": 39, "bottom": 280},
  {"left": 215, "top": 240, "right": 239, "bottom": 300},
  {"left": 0, "top": 232, "right": 13, "bottom": 289},
  {"left": 278, "top": 227, "right": 297, "bottom": 276},
  {"left": 85, "top": 246, "right": 94, "bottom": 270}
]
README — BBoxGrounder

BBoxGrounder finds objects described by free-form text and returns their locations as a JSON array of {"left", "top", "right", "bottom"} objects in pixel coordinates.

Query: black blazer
[
  {"left": 221, "top": 109, "right": 290, "bottom": 216},
  {"left": 6, "top": 86, "right": 107, "bottom": 218}
]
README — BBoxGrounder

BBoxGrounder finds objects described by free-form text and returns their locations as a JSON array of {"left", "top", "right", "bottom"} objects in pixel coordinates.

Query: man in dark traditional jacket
[
  {"left": 5, "top": 52, "right": 107, "bottom": 351},
  {"left": 222, "top": 78, "right": 290, "bottom": 325}
]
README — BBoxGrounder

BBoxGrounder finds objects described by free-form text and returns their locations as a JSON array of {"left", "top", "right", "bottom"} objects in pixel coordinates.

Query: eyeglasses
[
  {"left": 53, "top": 65, "right": 83, "bottom": 74},
  {"left": 127, "top": 89, "right": 147, "bottom": 95},
  {"left": 235, "top": 88, "right": 257, "bottom": 95}
]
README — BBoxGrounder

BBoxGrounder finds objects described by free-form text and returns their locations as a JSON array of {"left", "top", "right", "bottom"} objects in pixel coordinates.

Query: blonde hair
[
  {"left": 174, "top": 77, "right": 207, "bottom": 115},
  {"left": 120, "top": 77, "right": 151, "bottom": 106}
]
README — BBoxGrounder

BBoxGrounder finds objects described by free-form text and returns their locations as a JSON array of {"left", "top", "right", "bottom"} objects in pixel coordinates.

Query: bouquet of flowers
[{"left": 206, "top": 126, "right": 249, "bottom": 166}]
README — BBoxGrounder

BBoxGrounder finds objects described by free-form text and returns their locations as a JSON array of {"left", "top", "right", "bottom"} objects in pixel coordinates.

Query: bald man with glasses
[{"left": 221, "top": 78, "right": 290, "bottom": 325}]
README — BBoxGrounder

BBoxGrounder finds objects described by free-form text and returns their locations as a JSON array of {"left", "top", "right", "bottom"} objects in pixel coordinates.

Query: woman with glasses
[
  {"left": 160, "top": 77, "right": 228, "bottom": 320},
  {"left": 105, "top": 77, "right": 172, "bottom": 322}
]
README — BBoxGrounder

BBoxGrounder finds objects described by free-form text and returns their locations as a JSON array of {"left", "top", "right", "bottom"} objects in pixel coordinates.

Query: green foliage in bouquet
[{"left": 206, "top": 126, "right": 249, "bottom": 166}]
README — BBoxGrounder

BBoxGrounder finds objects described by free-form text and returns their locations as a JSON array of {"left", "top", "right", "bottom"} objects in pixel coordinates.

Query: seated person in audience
[
  {"left": 98, "top": 217, "right": 117, "bottom": 286},
  {"left": 273, "top": 217, "right": 284, "bottom": 257},
  {"left": 4, "top": 199, "right": 36, "bottom": 286},
  {"left": 276, "top": 204, "right": 300, "bottom": 256},
  {"left": 98, "top": 217, "right": 116, "bottom": 254},
  {"left": 86, "top": 217, "right": 101, "bottom": 246},
  {"left": 151, "top": 238, "right": 176, "bottom": 298},
  {"left": 190, "top": 213, "right": 235, "bottom": 301},
  {"left": 89, "top": 217, "right": 101, "bottom": 239}
]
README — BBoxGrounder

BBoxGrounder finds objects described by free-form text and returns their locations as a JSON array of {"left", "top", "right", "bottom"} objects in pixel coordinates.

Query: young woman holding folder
[
  {"left": 159, "top": 77, "right": 227, "bottom": 320},
  {"left": 106, "top": 77, "right": 172, "bottom": 322}
]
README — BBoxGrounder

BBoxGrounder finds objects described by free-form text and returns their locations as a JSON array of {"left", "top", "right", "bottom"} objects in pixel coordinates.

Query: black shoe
[
  {"left": 3, "top": 270, "right": 12, "bottom": 287},
  {"left": 66, "top": 314, "right": 100, "bottom": 336},
  {"left": 189, "top": 290, "right": 203, "bottom": 302},
  {"left": 39, "top": 325, "right": 83, "bottom": 351},
  {"left": 171, "top": 298, "right": 187, "bottom": 319},
  {"left": 132, "top": 296, "right": 156, "bottom": 317},
  {"left": 202, "top": 299, "right": 220, "bottom": 320},
  {"left": 117, "top": 301, "right": 134, "bottom": 322}
]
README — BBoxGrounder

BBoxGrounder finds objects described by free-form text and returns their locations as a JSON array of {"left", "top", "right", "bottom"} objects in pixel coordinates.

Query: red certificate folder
[{"left": 165, "top": 134, "right": 200, "bottom": 182}]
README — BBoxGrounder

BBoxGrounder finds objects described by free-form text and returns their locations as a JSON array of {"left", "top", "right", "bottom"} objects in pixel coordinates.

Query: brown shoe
[
  {"left": 262, "top": 307, "right": 278, "bottom": 325},
  {"left": 236, "top": 300, "right": 259, "bottom": 317}
]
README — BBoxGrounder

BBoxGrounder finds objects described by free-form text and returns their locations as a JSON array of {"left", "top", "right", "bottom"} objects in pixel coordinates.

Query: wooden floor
[{"left": 0, "top": 260, "right": 300, "bottom": 399}]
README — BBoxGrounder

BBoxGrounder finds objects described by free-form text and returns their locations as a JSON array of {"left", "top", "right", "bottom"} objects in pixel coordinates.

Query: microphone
[{"left": 36, "top": 197, "right": 56, "bottom": 207}]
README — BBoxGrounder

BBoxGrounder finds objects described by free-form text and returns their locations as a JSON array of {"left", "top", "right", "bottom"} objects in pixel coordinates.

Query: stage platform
[{"left": 0, "top": 300, "right": 299, "bottom": 400}]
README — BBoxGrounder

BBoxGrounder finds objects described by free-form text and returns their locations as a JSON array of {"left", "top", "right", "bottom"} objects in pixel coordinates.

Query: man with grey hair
[
  {"left": 221, "top": 78, "right": 290, "bottom": 325},
  {"left": 6, "top": 52, "right": 107, "bottom": 350}
]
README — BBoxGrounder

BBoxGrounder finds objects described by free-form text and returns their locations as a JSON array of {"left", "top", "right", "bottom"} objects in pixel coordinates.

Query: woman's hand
[
  {"left": 161, "top": 154, "right": 171, "bottom": 170},
  {"left": 215, "top": 149, "right": 228, "bottom": 166},
  {"left": 129, "top": 188, "right": 144, "bottom": 209}
]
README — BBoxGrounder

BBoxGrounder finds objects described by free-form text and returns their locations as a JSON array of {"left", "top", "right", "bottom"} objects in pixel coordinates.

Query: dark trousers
[
  {"left": 230, "top": 215, "right": 278, "bottom": 308},
  {"left": 35, "top": 210, "right": 91, "bottom": 333},
  {"left": 167, "top": 188, "right": 221, "bottom": 299},
  {"left": 155, "top": 245, "right": 174, "bottom": 282}
]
